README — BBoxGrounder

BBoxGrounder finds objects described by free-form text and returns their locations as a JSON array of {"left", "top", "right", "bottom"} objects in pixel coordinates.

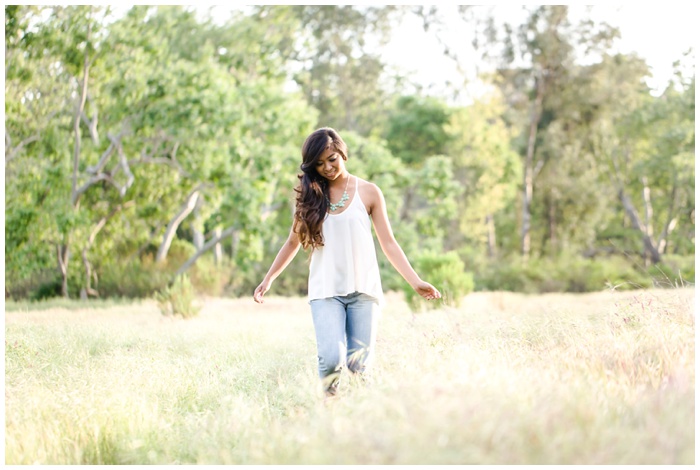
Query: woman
[{"left": 253, "top": 127, "right": 441, "bottom": 396}]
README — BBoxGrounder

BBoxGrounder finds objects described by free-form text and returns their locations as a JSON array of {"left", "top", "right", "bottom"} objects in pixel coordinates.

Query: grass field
[{"left": 4, "top": 288, "right": 695, "bottom": 464}]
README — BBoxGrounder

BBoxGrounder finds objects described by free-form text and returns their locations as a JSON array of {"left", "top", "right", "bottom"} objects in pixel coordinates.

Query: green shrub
[
  {"left": 31, "top": 277, "right": 64, "bottom": 301},
  {"left": 476, "top": 257, "right": 536, "bottom": 292},
  {"left": 97, "top": 257, "right": 170, "bottom": 298},
  {"left": 474, "top": 254, "right": 656, "bottom": 293},
  {"left": 649, "top": 255, "right": 695, "bottom": 288},
  {"left": 403, "top": 250, "right": 474, "bottom": 312},
  {"left": 154, "top": 274, "right": 201, "bottom": 319},
  {"left": 186, "top": 254, "right": 235, "bottom": 297}
]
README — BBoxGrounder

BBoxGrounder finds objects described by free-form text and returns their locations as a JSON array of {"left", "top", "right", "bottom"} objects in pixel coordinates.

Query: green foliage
[
  {"left": 414, "top": 156, "right": 461, "bottom": 221},
  {"left": 154, "top": 274, "right": 200, "bottom": 319},
  {"left": 402, "top": 250, "right": 474, "bottom": 311},
  {"left": 475, "top": 255, "right": 656, "bottom": 293},
  {"left": 384, "top": 95, "right": 453, "bottom": 165}
]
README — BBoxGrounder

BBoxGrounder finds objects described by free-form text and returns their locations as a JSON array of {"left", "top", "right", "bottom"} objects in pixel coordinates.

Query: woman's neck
[{"left": 328, "top": 171, "right": 351, "bottom": 189}]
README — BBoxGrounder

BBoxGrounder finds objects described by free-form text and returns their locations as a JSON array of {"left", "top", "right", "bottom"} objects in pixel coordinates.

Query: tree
[
  {"left": 96, "top": 5, "right": 318, "bottom": 281},
  {"left": 384, "top": 95, "right": 453, "bottom": 166},
  {"left": 446, "top": 94, "right": 521, "bottom": 257},
  {"left": 482, "top": 6, "right": 619, "bottom": 260},
  {"left": 260, "top": 5, "right": 402, "bottom": 136},
  {"left": 5, "top": 5, "right": 118, "bottom": 297},
  {"left": 5, "top": 5, "right": 317, "bottom": 299},
  {"left": 590, "top": 57, "right": 695, "bottom": 264}
]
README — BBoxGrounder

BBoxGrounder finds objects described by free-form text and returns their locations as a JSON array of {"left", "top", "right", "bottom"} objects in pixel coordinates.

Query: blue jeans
[{"left": 310, "top": 292, "right": 380, "bottom": 393}]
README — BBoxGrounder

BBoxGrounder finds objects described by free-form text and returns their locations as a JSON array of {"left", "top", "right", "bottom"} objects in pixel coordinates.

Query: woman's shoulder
[
  {"left": 355, "top": 175, "right": 381, "bottom": 192},
  {"left": 355, "top": 175, "right": 382, "bottom": 208}
]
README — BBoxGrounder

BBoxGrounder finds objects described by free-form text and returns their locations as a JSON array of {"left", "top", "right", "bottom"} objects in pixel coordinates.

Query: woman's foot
[{"left": 325, "top": 378, "right": 339, "bottom": 396}]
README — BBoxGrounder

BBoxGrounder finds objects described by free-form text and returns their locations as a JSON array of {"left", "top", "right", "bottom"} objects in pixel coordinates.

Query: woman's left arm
[{"left": 367, "top": 182, "right": 441, "bottom": 301}]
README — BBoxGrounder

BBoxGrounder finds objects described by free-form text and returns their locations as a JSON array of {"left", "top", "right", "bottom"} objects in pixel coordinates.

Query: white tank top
[{"left": 308, "top": 177, "right": 384, "bottom": 304}]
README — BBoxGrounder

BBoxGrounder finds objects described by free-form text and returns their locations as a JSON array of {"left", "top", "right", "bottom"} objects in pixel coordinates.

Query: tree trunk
[
  {"left": 213, "top": 227, "right": 223, "bottom": 265},
  {"left": 81, "top": 251, "right": 99, "bottom": 299},
  {"left": 656, "top": 181, "right": 678, "bottom": 256},
  {"left": 192, "top": 204, "right": 204, "bottom": 250},
  {"left": 521, "top": 69, "right": 545, "bottom": 261},
  {"left": 608, "top": 149, "right": 666, "bottom": 265},
  {"left": 548, "top": 188, "right": 556, "bottom": 252},
  {"left": 641, "top": 176, "right": 654, "bottom": 265},
  {"left": 156, "top": 188, "right": 201, "bottom": 263},
  {"left": 618, "top": 189, "right": 661, "bottom": 264},
  {"left": 81, "top": 201, "right": 134, "bottom": 296},
  {"left": 485, "top": 213, "right": 496, "bottom": 258},
  {"left": 400, "top": 189, "right": 413, "bottom": 222},
  {"left": 231, "top": 231, "right": 240, "bottom": 258},
  {"left": 62, "top": 10, "right": 93, "bottom": 298},
  {"left": 657, "top": 218, "right": 677, "bottom": 256},
  {"left": 193, "top": 228, "right": 204, "bottom": 250},
  {"left": 57, "top": 243, "right": 70, "bottom": 298}
]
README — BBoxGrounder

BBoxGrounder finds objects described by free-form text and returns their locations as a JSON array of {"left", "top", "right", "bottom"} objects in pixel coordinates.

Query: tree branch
[
  {"left": 71, "top": 13, "right": 93, "bottom": 208},
  {"left": 74, "top": 131, "right": 134, "bottom": 205},
  {"left": 533, "top": 157, "right": 545, "bottom": 179},
  {"left": 110, "top": 135, "right": 135, "bottom": 196},
  {"left": 80, "top": 91, "right": 99, "bottom": 144},
  {"left": 87, "top": 201, "right": 136, "bottom": 248},
  {"left": 72, "top": 173, "right": 117, "bottom": 206},
  {"left": 641, "top": 176, "right": 653, "bottom": 238},
  {"left": 4, "top": 131, "right": 40, "bottom": 166},
  {"left": 129, "top": 146, "right": 190, "bottom": 177},
  {"left": 85, "top": 137, "right": 117, "bottom": 175},
  {"left": 174, "top": 225, "right": 238, "bottom": 278},
  {"left": 156, "top": 185, "right": 205, "bottom": 263}
]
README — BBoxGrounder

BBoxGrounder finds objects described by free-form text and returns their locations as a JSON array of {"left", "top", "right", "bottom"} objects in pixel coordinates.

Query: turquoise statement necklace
[{"left": 327, "top": 175, "right": 350, "bottom": 212}]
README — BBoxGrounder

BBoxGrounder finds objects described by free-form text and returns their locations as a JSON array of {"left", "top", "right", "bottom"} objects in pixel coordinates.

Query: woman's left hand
[{"left": 414, "top": 281, "right": 442, "bottom": 301}]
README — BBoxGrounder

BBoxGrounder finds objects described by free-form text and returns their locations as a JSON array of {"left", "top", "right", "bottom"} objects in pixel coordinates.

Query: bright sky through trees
[
  {"left": 107, "top": 4, "right": 695, "bottom": 101},
  {"left": 380, "top": 4, "right": 696, "bottom": 101}
]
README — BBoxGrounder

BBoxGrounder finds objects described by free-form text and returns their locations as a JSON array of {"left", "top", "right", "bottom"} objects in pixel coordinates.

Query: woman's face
[{"left": 316, "top": 145, "right": 346, "bottom": 182}]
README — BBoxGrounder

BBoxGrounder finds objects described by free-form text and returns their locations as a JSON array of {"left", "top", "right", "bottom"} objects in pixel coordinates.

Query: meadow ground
[{"left": 4, "top": 288, "right": 695, "bottom": 464}]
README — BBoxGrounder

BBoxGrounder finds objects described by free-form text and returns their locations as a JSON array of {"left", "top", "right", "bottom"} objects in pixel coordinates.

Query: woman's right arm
[{"left": 253, "top": 227, "right": 301, "bottom": 303}]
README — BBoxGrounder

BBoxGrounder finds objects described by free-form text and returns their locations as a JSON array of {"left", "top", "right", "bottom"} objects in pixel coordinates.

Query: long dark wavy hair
[{"left": 293, "top": 127, "right": 348, "bottom": 250}]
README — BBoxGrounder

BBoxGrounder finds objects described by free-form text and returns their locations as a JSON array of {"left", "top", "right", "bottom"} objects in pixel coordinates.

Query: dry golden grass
[{"left": 5, "top": 288, "right": 694, "bottom": 464}]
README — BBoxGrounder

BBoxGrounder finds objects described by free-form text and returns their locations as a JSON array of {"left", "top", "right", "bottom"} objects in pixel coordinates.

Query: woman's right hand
[
  {"left": 413, "top": 280, "right": 442, "bottom": 301},
  {"left": 253, "top": 280, "right": 271, "bottom": 304}
]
